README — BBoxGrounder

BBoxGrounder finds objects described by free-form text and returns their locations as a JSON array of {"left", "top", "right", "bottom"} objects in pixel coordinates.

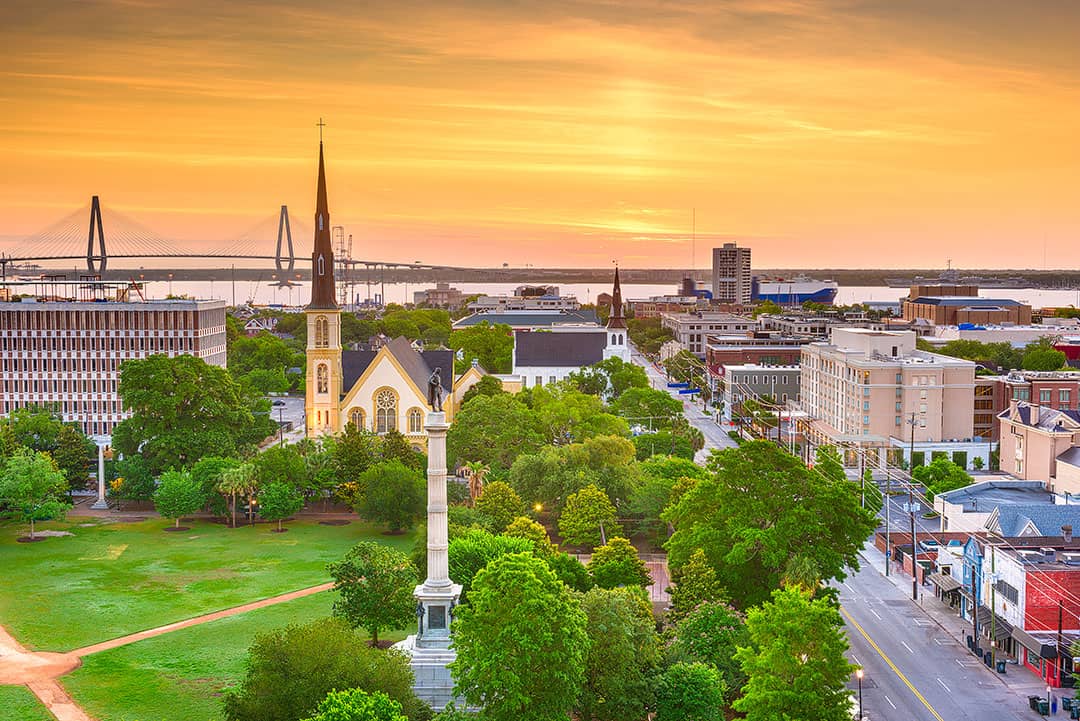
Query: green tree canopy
[
  {"left": 451, "top": 552, "right": 589, "bottom": 721},
  {"left": 654, "top": 662, "right": 725, "bottom": 721},
  {"left": 327, "top": 541, "right": 419, "bottom": 645},
  {"left": 460, "top": 374, "right": 506, "bottom": 406},
  {"left": 113, "top": 454, "right": 157, "bottom": 505},
  {"left": 588, "top": 536, "right": 652, "bottom": 589},
  {"left": 509, "top": 434, "right": 640, "bottom": 512},
  {"left": 912, "top": 456, "right": 973, "bottom": 501},
  {"left": 447, "top": 528, "right": 533, "bottom": 602},
  {"left": 153, "top": 469, "right": 206, "bottom": 529},
  {"left": 530, "top": 383, "right": 630, "bottom": 445},
  {"left": 449, "top": 322, "right": 514, "bottom": 373},
  {"left": 733, "top": 587, "right": 853, "bottom": 721},
  {"left": 626, "top": 457, "right": 707, "bottom": 541},
  {"left": 5, "top": 406, "right": 94, "bottom": 490},
  {"left": 113, "top": 354, "right": 274, "bottom": 473},
  {"left": 0, "top": 448, "right": 71, "bottom": 539},
  {"left": 301, "top": 689, "right": 407, "bottom": 721},
  {"left": 632, "top": 432, "right": 695, "bottom": 461},
  {"left": 356, "top": 460, "right": 426, "bottom": 533},
  {"left": 664, "top": 441, "right": 876, "bottom": 609},
  {"left": 447, "top": 393, "right": 543, "bottom": 471},
  {"left": 559, "top": 484, "right": 618, "bottom": 549},
  {"left": 671, "top": 601, "right": 748, "bottom": 695},
  {"left": 255, "top": 445, "right": 308, "bottom": 491},
  {"left": 474, "top": 480, "right": 525, "bottom": 532},
  {"left": 504, "top": 515, "right": 555, "bottom": 556},
  {"left": 668, "top": 548, "right": 726, "bottom": 623},
  {"left": 222, "top": 617, "right": 424, "bottom": 721},
  {"left": 547, "top": 551, "right": 594, "bottom": 592},
  {"left": 578, "top": 587, "right": 660, "bottom": 721},
  {"left": 627, "top": 317, "right": 674, "bottom": 358},
  {"left": 567, "top": 357, "right": 650, "bottom": 401},
  {"left": 611, "top": 387, "right": 683, "bottom": 428},
  {"left": 258, "top": 481, "right": 304, "bottom": 532},
  {"left": 1023, "top": 346, "right": 1067, "bottom": 371},
  {"left": 332, "top": 424, "right": 382, "bottom": 487}
]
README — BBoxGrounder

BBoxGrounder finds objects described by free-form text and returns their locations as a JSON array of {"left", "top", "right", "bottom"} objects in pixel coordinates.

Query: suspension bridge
[{"left": 0, "top": 196, "right": 467, "bottom": 278}]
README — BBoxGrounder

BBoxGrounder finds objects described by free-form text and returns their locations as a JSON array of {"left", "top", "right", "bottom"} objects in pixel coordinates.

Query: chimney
[{"left": 1064, "top": 525, "right": 1073, "bottom": 543}]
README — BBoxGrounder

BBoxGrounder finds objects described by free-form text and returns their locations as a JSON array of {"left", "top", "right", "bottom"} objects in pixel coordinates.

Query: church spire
[
  {"left": 308, "top": 138, "right": 337, "bottom": 309},
  {"left": 607, "top": 266, "right": 626, "bottom": 329}
]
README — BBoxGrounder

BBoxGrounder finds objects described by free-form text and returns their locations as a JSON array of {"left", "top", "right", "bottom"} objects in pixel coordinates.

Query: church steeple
[
  {"left": 607, "top": 266, "right": 626, "bottom": 329},
  {"left": 309, "top": 140, "right": 337, "bottom": 309}
]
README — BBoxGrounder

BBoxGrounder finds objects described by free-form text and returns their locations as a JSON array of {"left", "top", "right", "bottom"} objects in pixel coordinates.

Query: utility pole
[
  {"left": 884, "top": 465, "right": 892, "bottom": 577},
  {"left": 990, "top": 544, "right": 997, "bottom": 667},
  {"left": 1059, "top": 599, "right": 1065, "bottom": 688},
  {"left": 910, "top": 479, "right": 918, "bottom": 601},
  {"left": 908, "top": 411, "right": 917, "bottom": 469},
  {"left": 859, "top": 451, "right": 865, "bottom": 509}
]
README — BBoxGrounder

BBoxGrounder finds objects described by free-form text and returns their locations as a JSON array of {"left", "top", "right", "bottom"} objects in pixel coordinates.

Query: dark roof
[
  {"left": 454, "top": 309, "right": 599, "bottom": 328},
  {"left": 992, "top": 504, "right": 1080, "bottom": 537},
  {"left": 910, "top": 296, "right": 1024, "bottom": 307},
  {"left": 1058, "top": 447, "right": 1080, "bottom": 467},
  {"left": 514, "top": 331, "right": 606, "bottom": 367},
  {"left": 341, "top": 336, "right": 453, "bottom": 394},
  {"left": 998, "top": 401, "right": 1080, "bottom": 431}
]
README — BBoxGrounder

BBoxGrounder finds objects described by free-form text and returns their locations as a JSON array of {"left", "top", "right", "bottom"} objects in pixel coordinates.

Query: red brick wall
[{"left": 1025, "top": 569, "right": 1080, "bottom": 633}]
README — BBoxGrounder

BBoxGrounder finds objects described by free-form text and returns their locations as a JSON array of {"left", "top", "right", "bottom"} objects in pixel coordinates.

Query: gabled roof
[
  {"left": 998, "top": 401, "right": 1080, "bottom": 432},
  {"left": 514, "top": 330, "right": 606, "bottom": 368},
  {"left": 341, "top": 336, "right": 453, "bottom": 395},
  {"left": 986, "top": 504, "right": 1080, "bottom": 538},
  {"left": 1058, "top": 447, "right": 1080, "bottom": 468},
  {"left": 453, "top": 309, "right": 599, "bottom": 329}
]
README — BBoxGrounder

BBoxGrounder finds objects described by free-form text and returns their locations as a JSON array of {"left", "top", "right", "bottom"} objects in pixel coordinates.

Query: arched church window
[
  {"left": 408, "top": 407, "right": 423, "bottom": 434},
  {"left": 375, "top": 388, "right": 397, "bottom": 433},
  {"left": 317, "top": 364, "right": 329, "bottom": 394},
  {"left": 349, "top": 407, "right": 366, "bottom": 430},
  {"left": 611, "top": 333, "right": 616, "bottom": 344},
  {"left": 315, "top": 315, "right": 328, "bottom": 348},
  {"left": 318, "top": 255, "right": 326, "bottom": 276}
]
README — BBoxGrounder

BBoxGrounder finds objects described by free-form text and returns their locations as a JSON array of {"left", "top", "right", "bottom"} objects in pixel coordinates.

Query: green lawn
[
  {"left": 63, "top": 590, "right": 408, "bottom": 721},
  {"left": 0, "top": 516, "right": 416, "bottom": 652},
  {"left": 0, "top": 685, "right": 54, "bottom": 721}
]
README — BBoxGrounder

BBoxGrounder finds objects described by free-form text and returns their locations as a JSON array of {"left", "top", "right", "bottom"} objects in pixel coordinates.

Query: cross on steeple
[{"left": 317, "top": 117, "right": 326, "bottom": 142}]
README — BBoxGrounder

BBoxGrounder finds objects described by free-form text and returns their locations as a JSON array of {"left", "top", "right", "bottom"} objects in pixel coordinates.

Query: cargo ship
[{"left": 752, "top": 276, "right": 838, "bottom": 305}]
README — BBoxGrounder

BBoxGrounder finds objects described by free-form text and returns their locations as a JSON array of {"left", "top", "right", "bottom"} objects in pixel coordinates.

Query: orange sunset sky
[{"left": 2, "top": 0, "right": 1079, "bottom": 269}]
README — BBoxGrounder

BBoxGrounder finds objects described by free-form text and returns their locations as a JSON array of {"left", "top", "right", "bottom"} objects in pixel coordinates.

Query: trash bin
[
  {"left": 1064, "top": 697, "right": 1073, "bottom": 711},
  {"left": 1039, "top": 700, "right": 1050, "bottom": 716},
  {"left": 967, "top": 635, "right": 974, "bottom": 649},
  {"left": 996, "top": 660, "right": 1006, "bottom": 674},
  {"left": 1032, "top": 695, "right": 1043, "bottom": 710},
  {"left": 1070, "top": 705, "right": 1080, "bottom": 720},
  {"left": 984, "top": 651, "right": 992, "bottom": 666}
]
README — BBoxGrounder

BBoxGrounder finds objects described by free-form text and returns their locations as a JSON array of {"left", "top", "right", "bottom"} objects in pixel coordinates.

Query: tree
[
  {"left": 474, "top": 480, "right": 524, "bottom": 532},
  {"left": 862, "top": 468, "right": 883, "bottom": 514},
  {"left": 463, "top": 461, "right": 489, "bottom": 507},
  {"left": 461, "top": 374, "right": 505, "bottom": 406},
  {"left": 153, "top": 469, "right": 205, "bottom": 529},
  {"left": 255, "top": 445, "right": 307, "bottom": 491},
  {"left": 588, "top": 536, "right": 652, "bottom": 589},
  {"left": 113, "top": 354, "right": 274, "bottom": 473},
  {"left": 301, "top": 689, "right": 407, "bottom": 721},
  {"left": 356, "top": 460, "right": 426, "bottom": 533},
  {"left": 112, "top": 455, "right": 156, "bottom": 509},
  {"left": 611, "top": 387, "right": 683, "bottom": 428},
  {"left": 1023, "top": 346, "right": 1066, "bottom": 371},
  {"left": 655, "top": 663, "right": 726, "bottom": 721},
  {"left": 632, "top": 432, "right": 694, "bottom": 461},
  {"left": 578, "top": 587, "right": 660, "bottom": 721},
  {"left": 447, "top": 393, "right": 542, "bottom": 471},
  {"left": 449, "top": 322, "right": 514, "bottom": 373},
  {"left": 627, "top": 316, "right": 674, "bottom": 358},
  {"left": 733, "top": 587, "right": 853, "bottom": 721},
  {"left": 568, "top": 357, "right": 649, "bottom": 400},
  {"left": 451, "top": 553, "right": 589, "bottom": 721},
  {"left": 664, "top": 441, "right": 876, "bottom": 609},
  {"left": 510, "top": 435, "right": 640, "bottom": 512},
  {"left": 668, "top": 548, "right": 725, "bottom": 623},
  {"left": 559, "top": 484, "right": 618, "bottom": 548},
  {"left": 218, "top": 462, "right": 257, "bottom": 528},
  {"left": 671, "top": 601, "right": 748, "bottom": 696},
  {"left": 379, "top": 430, "right": 425, "bottom": 473},
  {"left": 505, "top": 515, "right": 555, "bottom": 556},
  {"left": 6, "top": 406, "right": 94, "bottom": 491},
  {"left": 259, "top": 481, "right": 304, "bottom": 532},
  {"left": 814, "top": 445, "right": 845, "bottom": 484},
  {"left": 447, "top": 528, "right": 533, "bottom": 602},
  {"left": 628, "top": 457, "right": 707, "bottom": 542},
  {"left": 327, "top": 542, "right": 419, "bottom": 645},
  {"left": 191, "top": 455, "right": 240, "bottom": 516},
  {"left": 912, "top": 456, "right": 973, "bottom": 501},
  {"left": 222, "top": 617, "right": 424, "bottom": 721},
  {"left": 51, "top": 423, "right": 96, "bottom": 492},
  {"left": 547, "top": 551, "right": 594, "bottom": 592},
  {"left": 530, "top": 383, "right": 629, "bottom": 445},
  {"left": 0, "top": 448, "right": 70, "bottom": 540}
]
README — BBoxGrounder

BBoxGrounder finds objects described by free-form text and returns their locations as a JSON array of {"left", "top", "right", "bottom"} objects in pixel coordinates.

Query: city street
[
  {"left": 838, "top": 560, "right": 1033, "bottom": 721},
  {"left": 628, "top": 345, "right": 737, "bottom": 459}
]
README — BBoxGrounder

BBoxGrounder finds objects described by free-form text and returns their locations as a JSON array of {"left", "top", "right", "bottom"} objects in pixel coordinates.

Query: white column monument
[
  {"left": 394, "top": 411, "right": 462, "bottom": 708},
  {"left": 90, "top": 438, "right": 109, "bottom": 510}
]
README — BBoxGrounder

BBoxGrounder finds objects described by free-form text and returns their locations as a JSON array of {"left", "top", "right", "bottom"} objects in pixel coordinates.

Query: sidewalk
[{"left": 856, "top": 545, "right": 1055, "bottom": 703}]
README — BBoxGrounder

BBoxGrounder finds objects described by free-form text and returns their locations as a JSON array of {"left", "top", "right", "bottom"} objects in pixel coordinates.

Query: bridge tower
[
  {"left": 275, "top": 205, "right": 296, "bottom": 273},
  {"left": 87, "top": 195, "right": 107, "bottom": 273}
]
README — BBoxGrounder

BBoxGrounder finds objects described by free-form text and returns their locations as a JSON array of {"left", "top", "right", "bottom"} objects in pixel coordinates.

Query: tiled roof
[
  {"left": 341, "top": 336, "right": 453, "bottom": 395},
  {"left": 997, "top": 401, "right": 1080, "bottom": 431},
  {"left": 990, "top": 504, "right": 1080, "bottom": 538},
  {"left": 453, "top": 310, "right": 599, "bottom": 328},
  {"left": 514, "top": 331, "right": 607, "bottom": 368}
]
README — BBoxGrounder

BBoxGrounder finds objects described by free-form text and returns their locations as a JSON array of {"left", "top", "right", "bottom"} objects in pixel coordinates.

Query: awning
[
  {"left": 928, "top": 573, "right": 962, "bottom": 594},
  {"left": 1012, "top": 627, "right": 1058, "bottom": 660},
  {"left": 976, "top": 607, "right": 1013, "bottom": 640}
]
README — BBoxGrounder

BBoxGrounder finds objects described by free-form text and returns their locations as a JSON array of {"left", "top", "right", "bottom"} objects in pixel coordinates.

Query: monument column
[
  {"left": 90, "top": 439, "right": 108, "bottom": 510},
  {"left": 425, "top": 413, "right": 452, "bottom": 589}
]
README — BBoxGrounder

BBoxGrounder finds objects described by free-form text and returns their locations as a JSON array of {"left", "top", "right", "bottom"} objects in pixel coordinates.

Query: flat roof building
[
  {"left": 903, "top": 296, "right": 1032, "bottom": 326},
  {"left": 661, "top": 311, "right": 756, "bottom": 357},
  {"left": 711, "top": 243, "right": 752, "bottom": 305}
]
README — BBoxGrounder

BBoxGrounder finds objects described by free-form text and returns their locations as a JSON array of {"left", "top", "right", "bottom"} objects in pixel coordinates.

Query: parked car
[{"left": 272, "top": 400, "right": 286, "bottom": 407}]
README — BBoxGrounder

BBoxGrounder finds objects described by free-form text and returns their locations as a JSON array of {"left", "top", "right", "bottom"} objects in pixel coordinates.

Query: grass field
[
  {"left": 0, "top": 516, "right": 416, "bottom": 652},
  {"left": 62, "top": 590, "right": 408, "bottom": 721},
  {"left": 0, "top": 685, "right": 54, "bottom": 721}
]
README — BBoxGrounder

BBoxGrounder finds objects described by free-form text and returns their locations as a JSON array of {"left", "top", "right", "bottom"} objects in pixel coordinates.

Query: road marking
[
  {"left": 851, "top": 654, "right": 860, "bottom": 666},
  {"left": 936, "top": 678, "right": 951, "bottom": 693},
  {"left": 901, "top": 641, "right": 914, "bottom": 654},
  {"left": 884, "top": 695, "right": 897, "bottom": 710},
  {"left": 870, "top": 608, "right": 883, "bottom": 620},
  {"left": 841, "top": 607, "right": 946, "bottom": 721},
  {"left": 844, "top": 582, "right": 855, "bottom": 592}
]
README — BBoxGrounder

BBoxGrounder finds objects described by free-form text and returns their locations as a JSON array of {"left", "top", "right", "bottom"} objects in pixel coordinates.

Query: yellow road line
[{"left": 841, "top": 606, "right": 946, "bottom": 721}]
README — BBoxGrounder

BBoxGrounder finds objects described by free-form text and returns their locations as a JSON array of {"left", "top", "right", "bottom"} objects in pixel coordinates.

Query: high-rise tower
[{"left": 305, "top": 141, "right": 344, "bottom": 436}]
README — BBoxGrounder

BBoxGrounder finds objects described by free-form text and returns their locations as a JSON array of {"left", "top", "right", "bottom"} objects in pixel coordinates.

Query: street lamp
[
  {"left": 167, "top": 272, "right": 173, "bottom": 297},
  {"left": 855, "top": 669, "right": 863, "bottom": 720},
  {"left": 278, "top": 407, "right": 285, "bottom": 447}
]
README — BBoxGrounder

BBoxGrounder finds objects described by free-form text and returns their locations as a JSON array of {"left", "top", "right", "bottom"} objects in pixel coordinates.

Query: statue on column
[{"left": 428, "top": 367, "right": 444, "bottom": 412}]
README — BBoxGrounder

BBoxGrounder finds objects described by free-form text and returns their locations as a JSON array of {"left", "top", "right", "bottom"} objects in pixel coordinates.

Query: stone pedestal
[{"left": 394, "top": 411, "right": 462, "bottom": 709}]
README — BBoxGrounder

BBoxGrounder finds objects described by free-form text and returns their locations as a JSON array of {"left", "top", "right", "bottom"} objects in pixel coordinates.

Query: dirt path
[
  {"left": 0, "top": 581, "right": 334, "bottom": 721},
  {"left": 73, "top": 582, "right": 334, "bottom": 657}
]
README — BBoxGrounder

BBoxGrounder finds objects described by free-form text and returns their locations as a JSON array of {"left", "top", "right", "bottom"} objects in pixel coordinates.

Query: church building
[{"left": 304, "top": 141, "right": 454, "bottom": 446}]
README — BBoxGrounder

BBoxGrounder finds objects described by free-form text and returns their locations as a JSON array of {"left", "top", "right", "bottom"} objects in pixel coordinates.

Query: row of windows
[
  {"left": 0, "top": 308, "right": 221, "bottom": 331},
  {"left": 1, "top": 377, "right": 116, "bottom": 394},
  {"left": 0, "top": 333, "right": 210, "bottom": 353},
  {"left": 1013, "top": 387, "right": 1073, "bottom": 403}
]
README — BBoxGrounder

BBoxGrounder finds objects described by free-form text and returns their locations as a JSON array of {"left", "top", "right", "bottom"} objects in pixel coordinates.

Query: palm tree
[
  {"left": 217, "top": 463, "right": 257, "bottom": 528},
  {"left": 464, "top": 461, "right": 489, "bottom": 507}
]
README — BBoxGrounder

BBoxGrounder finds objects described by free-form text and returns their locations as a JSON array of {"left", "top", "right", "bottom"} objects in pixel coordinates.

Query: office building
[
  {"left": 0, "top": 280, "right": 227, "bottom": 436},
  {"left": 661, "top": 311, "right": 756, "bottom": 357},
  {"left": 711, "top": 243, "right": 752, "bottom": 305}
]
